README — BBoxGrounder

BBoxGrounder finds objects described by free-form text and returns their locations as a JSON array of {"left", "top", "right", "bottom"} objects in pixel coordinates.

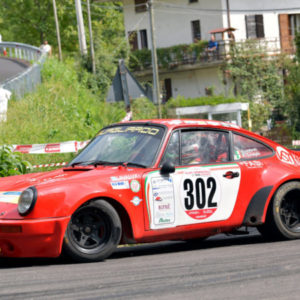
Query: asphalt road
[
  {"left": 0, "top": 229, "right": 300, "bottom": 300},
  {"left": 0, "top": 57, "right": 28, "bottom": 82}
]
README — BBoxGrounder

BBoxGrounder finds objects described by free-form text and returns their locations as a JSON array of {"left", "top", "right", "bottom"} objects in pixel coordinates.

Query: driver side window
[
  {"left": 181, "top": 130, "right": 229, "bottom": 165},
  {"left": 161, "top": 130, "right": 229, "bottom": 166}
]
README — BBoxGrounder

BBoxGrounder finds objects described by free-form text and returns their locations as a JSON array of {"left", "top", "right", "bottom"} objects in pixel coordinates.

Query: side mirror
[{"left": 160, "top": 162, "right": 175, "bottom": 176}]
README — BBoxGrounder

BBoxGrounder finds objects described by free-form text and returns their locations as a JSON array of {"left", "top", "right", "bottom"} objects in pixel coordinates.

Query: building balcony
[{"left": 128, "top": 37, "right": 296, "bottom": 77}]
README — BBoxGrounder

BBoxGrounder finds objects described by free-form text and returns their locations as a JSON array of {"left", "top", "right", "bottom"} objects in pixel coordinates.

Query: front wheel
[
  {"left": 258, "top": 182, "right": 300, "bottom": 240},
  {"left": 63, "top": 200, "right": 122, "bottom": 262}
]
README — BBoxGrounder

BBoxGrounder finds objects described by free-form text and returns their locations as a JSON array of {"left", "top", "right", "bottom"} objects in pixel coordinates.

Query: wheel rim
[
  {"left": 68, "top": 207, "right": 112, "bottom": 254},
  {"left": 279, "top": 190, "right": 300, "bottom": 233}
]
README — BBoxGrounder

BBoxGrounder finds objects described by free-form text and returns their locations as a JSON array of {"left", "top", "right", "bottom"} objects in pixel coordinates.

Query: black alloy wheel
[
  {"left": 63, "top": 200, "right": 122, "bottom": 262},
  {"left": 258, "top": 181, "right": 300, "bottom": 240}
]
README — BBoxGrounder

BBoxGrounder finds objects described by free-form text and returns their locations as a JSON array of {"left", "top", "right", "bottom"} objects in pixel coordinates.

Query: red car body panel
[{"left": 1, "top": 119, "right": 300, "bottom": 258}]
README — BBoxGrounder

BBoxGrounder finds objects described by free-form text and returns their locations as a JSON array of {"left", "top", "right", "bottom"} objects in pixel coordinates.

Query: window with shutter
[
  {"left": 135, "top": 0, "right": 147, "bottom": 13},
  {"left": 245, "top": 15, "right": 264, "bottom": 39}
]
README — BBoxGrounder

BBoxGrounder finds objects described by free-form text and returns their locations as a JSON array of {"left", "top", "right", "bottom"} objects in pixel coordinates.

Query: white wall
[
  {"left": 221, "top": 0, "right": 300, "bottom": 41},
  {"left": 123, "top": 0, "right": 223, "bottom": 48},
  {"left": 151, "top": 66, "right": 224, "bottom": 99}
]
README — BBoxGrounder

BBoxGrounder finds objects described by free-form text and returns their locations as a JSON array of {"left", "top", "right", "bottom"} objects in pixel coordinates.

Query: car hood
[
  {"left": 0, "top": 165, "right": 144, "bottom": 190},
  {"left": 0, "top": 165, "right": 146, "bottom": 219}
]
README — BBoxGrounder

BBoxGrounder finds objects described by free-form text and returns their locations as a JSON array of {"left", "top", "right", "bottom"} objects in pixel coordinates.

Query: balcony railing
[{"left": 129, "top": 37, "right": 296, "bottom": 74}]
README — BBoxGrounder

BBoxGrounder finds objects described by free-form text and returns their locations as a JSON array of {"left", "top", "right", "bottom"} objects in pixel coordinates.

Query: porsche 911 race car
[{"left": 0, "top": 119, "right": 300, "bottom": 262}]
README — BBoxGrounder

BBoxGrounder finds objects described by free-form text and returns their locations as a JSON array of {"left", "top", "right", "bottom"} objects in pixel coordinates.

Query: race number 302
[{"left": 181, "top": 176, "right": 220, "bottom": 220}]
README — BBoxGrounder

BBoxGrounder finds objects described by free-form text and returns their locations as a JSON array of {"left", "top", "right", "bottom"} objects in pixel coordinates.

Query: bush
[
  {"left": 131, "top": 97, "right": 157, "bottom": 120},
  {"left": 165, "top": 95, "right": 243, "bottom": 109},
  {"left": 0, "top": 146, "right": 31, "bottom": 177}
]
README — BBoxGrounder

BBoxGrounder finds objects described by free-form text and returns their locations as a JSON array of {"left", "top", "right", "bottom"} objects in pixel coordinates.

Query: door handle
[{"left": 223, "top": 171, "right": 239, "bottom": 179}]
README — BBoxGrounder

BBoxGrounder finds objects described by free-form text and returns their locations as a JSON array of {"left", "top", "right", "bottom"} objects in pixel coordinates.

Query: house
[{"left": 101, "top": 0, "right": 300, "bottom": 101}]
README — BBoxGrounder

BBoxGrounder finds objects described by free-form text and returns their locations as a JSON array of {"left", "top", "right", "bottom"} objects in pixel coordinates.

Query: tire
[
  {"left": 258, "top": 182, "right": 300, "bottom": 240},
  {"left": 63, "top": 200, "right": 122, "bottom": 262}
]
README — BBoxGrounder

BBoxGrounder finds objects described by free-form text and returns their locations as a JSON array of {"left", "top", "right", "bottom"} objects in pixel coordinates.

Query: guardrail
[{"left": 0, "top": 42, "right": 47, "bottom": 98}]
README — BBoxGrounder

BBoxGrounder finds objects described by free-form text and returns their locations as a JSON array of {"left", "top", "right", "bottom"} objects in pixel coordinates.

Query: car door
[{"left": 144, "top": 129, "right": 242, "bottom": 230}]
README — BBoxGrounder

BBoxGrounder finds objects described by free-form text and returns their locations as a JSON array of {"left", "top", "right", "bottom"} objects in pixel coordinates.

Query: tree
[
  {"left": 0, "top": 1, "right": 124, "bottom": 54},
  {"left": 283, "top": 32, "right": 300, "bottom": 135},
  {"left": 223, "top": 40, "right": 284, "bottom": 131}
]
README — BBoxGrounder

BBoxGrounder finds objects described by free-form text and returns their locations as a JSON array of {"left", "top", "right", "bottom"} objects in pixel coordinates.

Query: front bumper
[{"left": 0, "top": 216, "right": 70, "bottom": 258}]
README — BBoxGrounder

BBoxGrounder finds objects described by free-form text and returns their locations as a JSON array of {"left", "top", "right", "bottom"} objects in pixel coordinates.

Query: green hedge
[{"left": 165, "top": 95, "right": 245, "bottom": 109}]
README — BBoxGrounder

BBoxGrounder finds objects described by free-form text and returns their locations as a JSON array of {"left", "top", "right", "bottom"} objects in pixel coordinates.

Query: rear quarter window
[{"left": 233, "top": 134, "right": 273, "bottom": 160}]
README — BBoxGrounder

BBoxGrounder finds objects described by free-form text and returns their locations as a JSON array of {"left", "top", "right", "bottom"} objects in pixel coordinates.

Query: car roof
[
  {"left": 121, "top": 119, "right": 240, "bottom": 130},
  {"left": 119, "top": 119, "right": 280, "bottom": 149}
]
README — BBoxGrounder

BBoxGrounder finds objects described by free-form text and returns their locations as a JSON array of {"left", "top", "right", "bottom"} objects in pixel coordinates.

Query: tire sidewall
[
  {"left": 63, "top": 200, "right": 122, "bottom": 262},
  {"left": 273, "top": 182, "right": 300, "bottom": 239}
]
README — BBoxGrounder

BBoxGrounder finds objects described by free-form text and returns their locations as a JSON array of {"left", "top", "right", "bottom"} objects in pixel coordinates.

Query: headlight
[{"left": 18, "top": 187, "right": 37, "bottom": 216}]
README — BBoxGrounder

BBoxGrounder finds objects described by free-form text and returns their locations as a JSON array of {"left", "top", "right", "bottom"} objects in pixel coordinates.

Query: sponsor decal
[
  {"left": 111, "top": 174, "right": 139, "bottom": 181},
  {"left": 177, "top": 168, "right": 211, "bottom": 177},
  {"left": 240, "top": 148, "right": 261, "bottom": 159},
  {"left": 131, "top": 196, "right": 142, "bottom": 206},
  {"left": 110, "top": 181, "right": 129, "bottom": 190},
  {"left": 99, "top": 126, "right": 160, "bottom": 136},
  {"left": 130, "top": 180, "right": 141, "bottom": 193},
  {"left": 158, "top": 203, "right": 170, "bottom": 210},
  {"left": 151, "top": 176, "right": 175, "bottom": 225},
  {"left": 276, "top": 146, "right": 300, "bottom": 166},
  {"left": 240, "top": 160, "right": 264, "bottom": 168},
  {"left": 0, "top": 191, "right": 21, "bottom": 204},
  {"left": 159, "top": 218, "right": 171, "bottom": 223}
]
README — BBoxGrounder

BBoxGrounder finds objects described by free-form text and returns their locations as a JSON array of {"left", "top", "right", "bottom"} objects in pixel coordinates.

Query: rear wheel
[
  {"left": 63, "top": 200, "right": 122, "bottom": 262},
  {"left": 258, "top": 182, "right": 300, "bottom": 240}
]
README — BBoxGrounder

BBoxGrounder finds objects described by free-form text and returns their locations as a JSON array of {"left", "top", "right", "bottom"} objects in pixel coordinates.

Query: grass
[{"left": 0, "top": 58, "right": 127, "bottom": 168}]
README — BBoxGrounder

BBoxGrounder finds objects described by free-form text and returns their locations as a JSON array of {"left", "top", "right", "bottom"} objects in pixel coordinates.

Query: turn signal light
[{"left": 0, "top": 225, "right": 22, "bottom": 233}]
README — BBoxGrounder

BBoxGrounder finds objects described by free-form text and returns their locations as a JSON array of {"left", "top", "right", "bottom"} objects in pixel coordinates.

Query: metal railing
[
  {"left": 0, "top": 42, "right": 46, "bottom": 98},
  {"left": 130, "top": 36, "right": 296, "bottom": 74}
]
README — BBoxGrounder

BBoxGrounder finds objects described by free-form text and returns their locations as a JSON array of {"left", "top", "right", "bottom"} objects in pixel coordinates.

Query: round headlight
[{"left": 18, "top": 187, "right": 37, "bottom": 216}]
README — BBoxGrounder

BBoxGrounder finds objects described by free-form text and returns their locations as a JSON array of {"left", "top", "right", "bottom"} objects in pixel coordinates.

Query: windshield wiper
[
  {"left": 126, "top": 162, "right": 147, "bottom": 168},
  {"left": 93, "top": 161, "right": 147, "bottom": 168},
  {"left": 70, "top": 160, "right": 147, "bottom": 168},
  {"left": 70, "top": 161, "right": 89, "bottom": 167}
]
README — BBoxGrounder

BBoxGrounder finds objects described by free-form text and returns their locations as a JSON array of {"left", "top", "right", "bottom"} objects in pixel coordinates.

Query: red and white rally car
[{"left": 0, "top": 119, "right": 300, "bottom": 262}]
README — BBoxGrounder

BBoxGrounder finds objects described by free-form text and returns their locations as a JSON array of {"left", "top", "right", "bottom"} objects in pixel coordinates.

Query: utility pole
[
  {"left": 148, "top": 0, "right": 161, "bottom": 119},
  {"left": 226, "top": 0, "right": 231, "bottom": 28},
  {"left": 52, "top": 0, "right": 62, "bottom": 61},
  {"left": 87, "top": 0, "right": 96, "bottom": 74},
  {"left": 75, "top": 0, "right": 87, "bottom": 55}
]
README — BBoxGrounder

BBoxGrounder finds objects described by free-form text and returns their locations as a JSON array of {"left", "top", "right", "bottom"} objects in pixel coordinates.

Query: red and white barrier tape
[
  {"left": 293, "top": 140, "right": 300, "bottom": 146},
  {"left": 12, "top": 140, "right": 90, "bottom": 154},
  {"left": 30, "top": 162, "right": 67, "bottom": 169}
]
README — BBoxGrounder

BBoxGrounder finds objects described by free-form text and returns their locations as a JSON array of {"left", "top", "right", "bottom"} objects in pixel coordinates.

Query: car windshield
[{"left": 69, "top": 125, "right": 165, "bottom": 167}]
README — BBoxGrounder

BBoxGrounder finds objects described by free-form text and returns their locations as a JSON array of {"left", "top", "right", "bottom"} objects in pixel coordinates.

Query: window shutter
[
  {"left": 245, "top": 15, "right": 256, "bottom": 39},
  {"left": 255, "top": 15, "right": 265, "bottom": 38}
]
